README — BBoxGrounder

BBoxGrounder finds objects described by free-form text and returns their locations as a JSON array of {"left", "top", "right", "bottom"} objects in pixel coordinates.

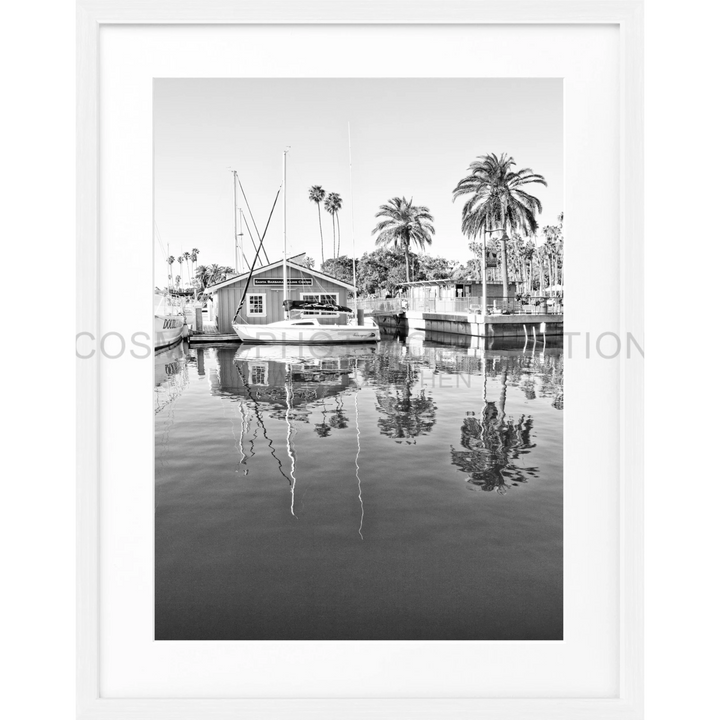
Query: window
[
  {"left": 247, "top": 293, "right": 266, "bottom": 317},
  {"left": 300, "top": 293, "right": 340, "bottom": 316},
  {"left": 249, "top": 363, "right": 267, "bottom": 385},
  {"left": 301, "top": 293, "right": 339, "bottom": 305}
]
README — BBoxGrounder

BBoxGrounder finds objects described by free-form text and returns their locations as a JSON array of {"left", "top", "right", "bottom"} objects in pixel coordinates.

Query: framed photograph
[{"left": 77, "top": 1, "right": 643, "bottom": 718}]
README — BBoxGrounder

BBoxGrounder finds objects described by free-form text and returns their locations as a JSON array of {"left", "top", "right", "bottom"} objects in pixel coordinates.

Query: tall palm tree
[
  {"left": 183, "top": 251, "right": 191, "bottom": 286},
  {"left": 176, "top": 255, "right": 185, "bottom": 286},
  {"left": 167, "top": 255, "right": 175, "bottom": 289},
  {"left": 308, "top": 186, "right": 326, "bottom": 264},
  {"left": 452, "top": 153, "right": 546, "bottom": 298},
  {"left": 371, "top": 196, "right": 435, "bottom": 283},
  {"left": 332, "top": 193, "right": 343, "bottom": 256},
  {"left": 324, "top": 192, "right": 343, "bottom": 259},
  {"left": 191, "top": 248, "right": 200, "bottom": 282}
]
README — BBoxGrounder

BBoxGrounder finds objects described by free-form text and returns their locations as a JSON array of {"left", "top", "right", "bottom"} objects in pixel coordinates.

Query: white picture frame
[{"left": 77, "top": 1, "right": 643, "bottom": 718}]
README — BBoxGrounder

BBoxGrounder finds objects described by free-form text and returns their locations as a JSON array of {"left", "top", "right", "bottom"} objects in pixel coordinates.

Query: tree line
[{"left": 309, "top": 152, "right": 563, "bottom": 298}]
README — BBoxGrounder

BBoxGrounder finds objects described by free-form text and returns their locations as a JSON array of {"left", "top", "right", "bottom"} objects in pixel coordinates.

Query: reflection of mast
[
  {"left": 236, "top": 366, "right": 292, "bottom": 486},
  {"left": 353, "top": 360, "right": 364, "bottom": 540},
  {"left": 285, "top": 365, "right": 298, "bottom": 518},
  {"left": 237, "top": 401, "right": 248, "bottom": 467}
]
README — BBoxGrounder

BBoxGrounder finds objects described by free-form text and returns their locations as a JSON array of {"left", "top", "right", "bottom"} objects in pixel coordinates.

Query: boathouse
[{"left": 206, "top": 256, "right": 356, "bottom": 333}]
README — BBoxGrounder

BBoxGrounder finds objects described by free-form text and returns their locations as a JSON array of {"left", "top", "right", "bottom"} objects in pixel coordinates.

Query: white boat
[
  {"left": 155, "top": 294, "right": 187, "bottom": 350},
  {"left": 233, "top": 316, "right": 380, "bottom": 344},
  {"left": 231, "top": 149, "right": 379, "bottom": 346}
]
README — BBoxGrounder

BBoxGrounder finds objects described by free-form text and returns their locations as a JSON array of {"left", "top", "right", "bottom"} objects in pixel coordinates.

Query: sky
[{"left": 154, "top": 78, "right": 563, "bottom": 287}]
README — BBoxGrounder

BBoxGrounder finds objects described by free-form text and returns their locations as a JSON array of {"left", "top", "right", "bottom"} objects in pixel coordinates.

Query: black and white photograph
[{"left": 154, "top": 78, "right": 564, "bottom": 641}]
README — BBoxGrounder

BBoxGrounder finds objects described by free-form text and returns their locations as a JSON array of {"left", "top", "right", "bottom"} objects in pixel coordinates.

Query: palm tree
[
  {"left": 332, "top": 193, "right": 342, "bottom": 256},
  {"left": 195, "top": 264, "right": 207, "bottom": 289},
  {"left": 191, "top": 248, "right": 200, "bottom": 282},
  {"left": 452, "top": 153, "right": 546, "bottom": 299},
  {"left": 324, "top": 192, "right": 343, "bottom": 259},
  {"left": 183, "top": 251, "right": 191, "bottom": 286},
  {"left": 308, "top": 186, "right": 326, "bottom": 264},
  {"left": 167, "top": 255, "right": 175, "bottom": 289},
  {"left": 371, "top": 196, "right": 435, "bottom": 283},
  {"left": 177, "top": 255, "right": 185, "bottom": 286}
]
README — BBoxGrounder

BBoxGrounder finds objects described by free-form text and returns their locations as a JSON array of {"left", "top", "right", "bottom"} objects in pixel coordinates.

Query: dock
[
  {"left": 371, "top": 309, "right": 563, "bottom": 341},
  {"left": 189, "top": 332, "right": 240, "bottom": 344}
]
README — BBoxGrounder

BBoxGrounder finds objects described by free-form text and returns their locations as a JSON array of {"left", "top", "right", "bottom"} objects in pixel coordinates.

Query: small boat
[
  {"left": 155, "top": 293, "right": 187, "bottom": 350},
  {"left": 233, "top": 317, "right": 379, "bottom": 344},
  {"left": 233, "top": 300, "right": 380, "bottom": 344}
]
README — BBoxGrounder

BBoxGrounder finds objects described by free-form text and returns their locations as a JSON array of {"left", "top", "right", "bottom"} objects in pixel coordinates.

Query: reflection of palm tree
[
  {"left": 375, "top": 362, "right": 437, "bottom": 443},
  {"left": 328, "top": 396, "right": 349, "bottom": 430},
  {"left": 376, "top": 386, "right": 436, "bottom": 443},
  {"left": 450, "top": 368, "right": 538, "bottom": 493},
  {"left": 314, "top": 421, "right": 332, "bottom": 437},
  {"left": 314, "top": 397, "right": 332, "bottom": 437}
]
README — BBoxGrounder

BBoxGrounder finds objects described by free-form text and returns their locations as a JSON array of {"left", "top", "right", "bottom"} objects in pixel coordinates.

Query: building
[
  {"left": 400, "top": 278, "right": 518, "bottom": 312},
  {"left": 206, "top": 256, "right": 356, "bottom": 333}
]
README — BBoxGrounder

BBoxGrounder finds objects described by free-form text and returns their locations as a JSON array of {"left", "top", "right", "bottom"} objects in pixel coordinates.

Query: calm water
[{"left": 155, "top": 334, "right": 563, "bottom": 640}]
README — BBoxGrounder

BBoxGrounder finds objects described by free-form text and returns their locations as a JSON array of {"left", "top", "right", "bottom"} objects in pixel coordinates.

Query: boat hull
[
  {"left": 155, "top": 315, "right": 186, "bottom": 350},
  {"left": 232, "top": 321, "right": 380, "bottom": 344}
]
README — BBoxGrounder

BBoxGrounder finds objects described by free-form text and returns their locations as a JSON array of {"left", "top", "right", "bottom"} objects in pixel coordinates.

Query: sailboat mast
[
  {"left": 348, "top": 122, "right": 357, "bottom": 315},
  {"left": 238, "top": 209, "right": 244, "bottom": 274},
  {"left": 282, "top": 148, "right": 288, "bottom": 309},
  {"left": 233, "top": 169, "right": 239, "bottom": 273}
]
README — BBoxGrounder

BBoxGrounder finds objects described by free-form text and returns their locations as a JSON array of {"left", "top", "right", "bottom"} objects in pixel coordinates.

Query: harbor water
[{"left": 155, "top": 333, "right": 563, "bottom": 640}]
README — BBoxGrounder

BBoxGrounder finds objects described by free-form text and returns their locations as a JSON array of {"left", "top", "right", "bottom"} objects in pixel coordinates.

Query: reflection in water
[
  {"left": 442, "top": 348, "right": 559, "bottom": 493},
  {"left": 155, "top": 335, "right": 563, "bottom": 640},
  {"left": 354, "top": 384, "right": 365, "bottom": 539},
  {"left": 205, "top": 340, "right": 563, "bottom": 500},
  {"left": 232, "top": 346, "right": 371, "bottom": 519},
  {"left": 363, "top": 343, "right": 437, "bottom": 443},
  {"left": 154, "top": 342, "right": 190, "bottom": 414},
  {"left": 451, "top": 397, "right": 538, "bottom": 494}
]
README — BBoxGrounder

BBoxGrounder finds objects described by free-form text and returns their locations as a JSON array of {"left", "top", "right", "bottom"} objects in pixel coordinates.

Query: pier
[
  {"left": 372, "top": 309, "right": 562, "bottom": 341},
  {"left": 189, "top": 332, "right": 240, "bottom": 345},
  {"left": 360, "top": 294, "right": 563, "bottom": 342}
]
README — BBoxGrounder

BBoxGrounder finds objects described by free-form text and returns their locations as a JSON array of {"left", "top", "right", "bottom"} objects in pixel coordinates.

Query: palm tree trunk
[
  {"left": 332, "top": 213, "right": 337, "bottom": 259},
  {"left": 336, "top": 214, "right": 341, "bottom": 257},
  {"left": 317, "top": 203, "right": 324, "bottom": 265},
  {"left": 405, "top": 248, "right": 410, "bottom": 284},
  {"left": 500, "top": 224, "right": 510, "bottom": 301},
  {"left": 499, "top": 370, "right": 508, "bottom": 420}
]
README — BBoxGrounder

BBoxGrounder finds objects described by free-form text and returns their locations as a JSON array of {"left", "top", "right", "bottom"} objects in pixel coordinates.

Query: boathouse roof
[{"left": 205, "top": 256, "right": 357, "bottom": 293}]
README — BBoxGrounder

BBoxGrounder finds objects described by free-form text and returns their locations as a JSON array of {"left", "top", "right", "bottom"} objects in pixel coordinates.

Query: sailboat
[
  {"left": 231, "top": 149, "right": 380, "bottom": 345},
  {"left": 154, "top": 293, "right": 187, "bottom": 350}
]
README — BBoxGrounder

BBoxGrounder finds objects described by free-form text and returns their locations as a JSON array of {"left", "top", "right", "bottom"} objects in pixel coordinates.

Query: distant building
[
  {"left": 399, "top": 278, "right": 518, "bottom": 308},
  {"left": 206, "top": 256, "right": 356, "bottom": 333}
]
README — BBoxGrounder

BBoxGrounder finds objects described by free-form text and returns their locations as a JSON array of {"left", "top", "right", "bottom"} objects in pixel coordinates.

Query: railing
[
  {"left": 410, "top": 296, "right": 480, "bottom": 314},
  {"left": 475, "top": 296, "right": 563, "bottom": 316},
  {"left": 358, "top": 295, "right": 563, "bottom": 316},
  {"left": 356, "top": 297, "right": 403, "bottom": 314}
]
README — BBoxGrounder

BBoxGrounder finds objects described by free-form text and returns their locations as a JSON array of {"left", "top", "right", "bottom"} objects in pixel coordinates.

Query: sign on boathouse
[{"left": 253, "top": 277, "right": 313, "bottom": 286}]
